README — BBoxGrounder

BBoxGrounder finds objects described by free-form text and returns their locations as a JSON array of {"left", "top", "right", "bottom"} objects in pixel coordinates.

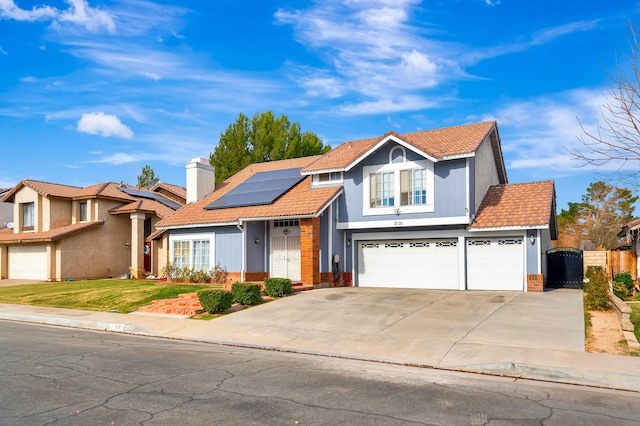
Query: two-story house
[
  {"left": 0, "top": 181, "right": 185, "bottom": 281},
  {"left": 154, "top": 121, "right": 557, "bottom": 291}
]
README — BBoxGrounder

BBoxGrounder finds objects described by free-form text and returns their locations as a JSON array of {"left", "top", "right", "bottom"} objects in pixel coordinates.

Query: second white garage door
[
  {"left": 466, "top": 238, "right": 524, "bottom": 290},
  {"left": 8, "top": 245, "right": 48, "bottom": 280},
  {"left": 358, "top": 239, "right": 459, "bottom": 289}
]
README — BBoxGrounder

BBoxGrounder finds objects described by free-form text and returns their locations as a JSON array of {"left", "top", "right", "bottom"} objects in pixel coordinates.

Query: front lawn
[
  {"left": 630, "top": 302, "right": 640, "bottom": 343},
  {"left": 0, "top": 280, "right": 207, "bottom": 313}
]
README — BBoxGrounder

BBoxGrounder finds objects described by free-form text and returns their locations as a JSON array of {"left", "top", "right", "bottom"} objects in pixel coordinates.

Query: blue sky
[{"left": 0, "top": 0, "right": 638, "bottom": 212}]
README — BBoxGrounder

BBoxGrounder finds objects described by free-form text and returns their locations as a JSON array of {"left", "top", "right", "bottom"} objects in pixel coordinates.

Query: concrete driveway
[{"left": 206, "top": 287, "right": 585, "bottom": 368}]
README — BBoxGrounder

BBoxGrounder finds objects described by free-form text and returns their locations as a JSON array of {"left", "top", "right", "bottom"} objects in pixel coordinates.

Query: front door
[
  {"left": 270, "top": 235, "right": 301, "bottom": 281},
  {"left": 270, "top": 219, "right": 301, "bottom": 281}
]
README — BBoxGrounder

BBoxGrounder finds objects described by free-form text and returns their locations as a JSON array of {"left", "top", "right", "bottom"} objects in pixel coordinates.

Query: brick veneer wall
[
  {"left": 527, "top": 274, "right": 544, "bottom": 292},
  {"left": 300, "top": 217, "right": 320, "bottom": 285}
]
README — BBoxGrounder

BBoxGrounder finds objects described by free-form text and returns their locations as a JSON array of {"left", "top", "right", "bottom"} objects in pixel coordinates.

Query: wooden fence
[{"left": 582, "top": 250, "right": 637, "bottom": 281}]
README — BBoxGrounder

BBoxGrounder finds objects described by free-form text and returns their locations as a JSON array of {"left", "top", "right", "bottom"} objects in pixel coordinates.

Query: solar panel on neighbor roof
[
  {"left": 204, "top": 167, "right": 304, "bottom": 210},
  {"left": 118, "top": 187, "right": 182, "bottom": 210}
]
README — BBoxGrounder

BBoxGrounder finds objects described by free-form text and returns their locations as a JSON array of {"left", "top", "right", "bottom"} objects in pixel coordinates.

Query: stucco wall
[
  {"left": 58, "top": 213, "right": 131, "bottom": 279},
  {"left": 48, "top": 197, "right": 72, "bottom": 230},
  {"left": 12, "top": 187, "right": 40, "bottom": 232}
]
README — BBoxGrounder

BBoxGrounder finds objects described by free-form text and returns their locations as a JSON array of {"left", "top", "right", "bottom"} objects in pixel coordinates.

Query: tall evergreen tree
[
  {"left": 210, "top": 111, "right": 330, "bottom": 185},
  {"left": 137, "top": 164, "right": 159, "bottom": 189}
]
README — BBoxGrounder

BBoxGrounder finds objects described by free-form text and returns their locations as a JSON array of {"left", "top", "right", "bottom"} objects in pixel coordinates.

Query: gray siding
[
  {"left": 216, "top": 227, "right": 242, "bottom": 272},
  {"left": 526, "top": 229, "right": 540, "bottom": 275},
  {"left": 245, "top": 221, "right": 265, "bottom": 272},
  {"left": 331, "top": 202, "right": 345, "bottom": 275},
  {"left": 320, "top": 208, "right": 329, "bottom": 273},
  {"left": 339, "top": 158, "right": 467, "bottom": 223}
]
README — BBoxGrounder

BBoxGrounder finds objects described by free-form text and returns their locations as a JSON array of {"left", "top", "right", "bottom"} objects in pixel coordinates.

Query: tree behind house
[
  {"left": 557, "top": 181, "right": 637, "bottom": 249},
  {"left": 210, "top": 111, "right": 331, "bottom": 185},
  {"left": 137, "top": 164, "right": 159, "bottom": 188}
]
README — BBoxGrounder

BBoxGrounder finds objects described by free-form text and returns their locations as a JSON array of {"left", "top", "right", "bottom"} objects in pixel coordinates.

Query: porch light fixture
[
  {"left": 254, "top": 237, "right": 260, "bottom": 244},
  {"left": 529, "top": 233, "right": 536, "bottom": 245},
  {"left": 125, "top": 242, "right": 130, "bottom": 249},
  {"left": 394, "top": 207, "right": 401, "bottom": 215},
  {"left": 347, "top": 238, "right": 351, "bottom": 248}
]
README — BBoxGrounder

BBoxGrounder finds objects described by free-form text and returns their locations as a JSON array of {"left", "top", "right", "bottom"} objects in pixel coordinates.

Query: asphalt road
[{"left": 1, "top": 321, "right": 639, "bottom": 425}]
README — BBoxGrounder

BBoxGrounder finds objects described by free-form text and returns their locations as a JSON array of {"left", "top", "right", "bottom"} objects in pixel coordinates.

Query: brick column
[
  {"left": 527, "top": 274, "right": 544, "bottom": 292},
  {"left": 300, "top": 217, "right": 320, "bottom": 285}
]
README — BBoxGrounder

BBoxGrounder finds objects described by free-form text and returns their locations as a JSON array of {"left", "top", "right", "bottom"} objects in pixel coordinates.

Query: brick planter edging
[{"left": 609, "top": 292, "right": 640, "bottom": 351}]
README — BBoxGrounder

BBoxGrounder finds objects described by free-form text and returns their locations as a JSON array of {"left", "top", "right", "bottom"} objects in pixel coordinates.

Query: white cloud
[
  {"left": 92, "top": 152, "right": 137, "bottom": 165},
  {"left": 0, "top": 45, "right": 7, "bottom": 55},
  {"left": 0, "top": 0, "right": 115, "bottom": 33},
  {"left": 480, "top": 88, "right": 611, "bottom": 175},
  {"left": 143, "top": 72, "right": 160, "bottom": 81},
  {"left": 76, "top": 112, "right": 134, "bottom": 139},
  {"left": 339, "top": 95, "right": 438, "bottom": 115}
]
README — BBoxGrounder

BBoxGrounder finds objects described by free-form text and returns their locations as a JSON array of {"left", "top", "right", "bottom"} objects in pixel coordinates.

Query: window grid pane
[
  {"left": 173, "top": 241, "right": 190, "bottom": 268},
  {"left": 23, "top": 203, "right": 34, "bottom": 227},
  {"left": 192, "top": 240, "right": 210, "bottom": 272}
]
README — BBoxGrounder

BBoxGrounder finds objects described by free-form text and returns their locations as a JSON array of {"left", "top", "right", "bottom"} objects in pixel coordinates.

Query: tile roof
[
  {"left": 75, "top": 182, "right": 136, "bottom": 201},
  {"left": 157, "top": 156, "right": 340, "bottom": 228},
  {"left": 0, "top": 221, "right": 105, "bottom": 244},
  {"left": 2, "top": 179, "right": 83, "bottom": 202},
  {"left": 470, "top": 181, "right": 555, "bottom": 230},
  {"left": 110, "top": 199, "right": 177, "bottom": 219},
  {"left": 302, "top": 121, "right": 497, "bottom": 173},
  {"left": 152, "top": 182, "right": 186, "bottom": 203}
]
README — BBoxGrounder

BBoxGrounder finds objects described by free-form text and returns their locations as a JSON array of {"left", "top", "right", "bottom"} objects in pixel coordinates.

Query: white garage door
[
  {"left": 358, "top": 239, "right": 459, "bottom": 289},
  {"left": 9, "top": 245, "right": 48, "bottom": 280},
  {"left": 466, "top": 238, "right": 524, "bottom": 290}
]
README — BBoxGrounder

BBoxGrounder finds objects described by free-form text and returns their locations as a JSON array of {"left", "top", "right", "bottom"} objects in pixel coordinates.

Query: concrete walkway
[{"left": 1, "top": 287, "right": 639, "bottom": 392}]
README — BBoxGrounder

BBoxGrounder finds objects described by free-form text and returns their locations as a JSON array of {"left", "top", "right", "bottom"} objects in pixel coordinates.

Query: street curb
[{"left": 2, "top": 311, "right": 640, "bottom": 393}]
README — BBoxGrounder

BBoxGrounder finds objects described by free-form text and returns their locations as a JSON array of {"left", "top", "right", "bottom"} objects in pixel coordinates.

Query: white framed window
[
  {"left": 362, "top": 156, "right": 434, "bottom": 216},
  {"left": 169, "top": 233, "right": 214, "bottom": 272},
  {"left": 312, "top": 171, "right": 343, "bottom": 187},
  {"left": 22, "top": 202, "right": 34, "bottom": 230},
  {"left": 79, "top": 201, "right": 88, "bottom": 222}
]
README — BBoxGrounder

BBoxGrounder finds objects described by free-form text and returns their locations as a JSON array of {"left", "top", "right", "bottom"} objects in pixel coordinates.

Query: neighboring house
[
  {"left": 0, "top": 180, "right": 185, "bottom": 281},
  {"left": 154, "top": 121, "right": 557, "bottom": 291},
  {"left": 0, "top": 188, "right": 12, "bottom": 229}
]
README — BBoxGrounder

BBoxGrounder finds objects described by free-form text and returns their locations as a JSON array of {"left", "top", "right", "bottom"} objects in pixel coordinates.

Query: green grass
[
  {"left": 0, "top": 280, "right": 207, "bottom": 313},
  {"left": 630, "top": 303, "right": 640, "bottom": 343}
]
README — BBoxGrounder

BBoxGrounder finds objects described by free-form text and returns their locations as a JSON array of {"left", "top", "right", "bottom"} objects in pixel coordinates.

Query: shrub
[
  {"left": 585, "top": 265, "right": 604, "bottom": 280},
  {"left": 583, "top": 268, "right": 611, "bottom": 310},
  {"left": 613, "top": 281, "right": 628, "bottom": 300},
  {"left": 231, "top": 282, "right": 262, "bottom": 305},
  {"left": 264, "top": 278, "right": 293, "bottom": 297},
  {"left": 613, "top": 271, "right": 634, "bottom": 296},
  {"left": 198, "top": 289, "right": 233, "bottom": 313},
  {"left": 191, "top": 269, "right": 212, "bottom": 284},
  {"left": 211, "top": 263, "right": 228, "bottom": 285}
]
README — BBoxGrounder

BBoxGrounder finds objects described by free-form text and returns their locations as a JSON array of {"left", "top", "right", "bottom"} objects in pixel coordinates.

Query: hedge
[
  {"left": 198, "top": 289, "right": 233, "bottom": 313},
  {"left": 231, "top": 282, "right": 262, "bottom": 306},
  {"left": 264, "top": 278, "right": 293, "bottom": 297}
]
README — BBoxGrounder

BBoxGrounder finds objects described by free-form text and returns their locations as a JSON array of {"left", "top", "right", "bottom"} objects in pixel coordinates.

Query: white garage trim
[
  {"left": 9, "top": 245, "right": 48, "bottom": 280},
  {"left": 357, "top": 238, "right": 460, "bottom": 289},
  {"left": 466, "top": 237, "right": 524, "bottom": 291}
]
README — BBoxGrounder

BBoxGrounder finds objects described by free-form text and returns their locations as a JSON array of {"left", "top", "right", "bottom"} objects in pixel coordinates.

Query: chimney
[{"left": 186, "top": 158, "right": 215, "bottom": 203}]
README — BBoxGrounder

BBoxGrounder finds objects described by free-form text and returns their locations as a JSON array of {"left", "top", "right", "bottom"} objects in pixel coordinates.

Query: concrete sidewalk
[{"left": 0, "top": 288, "right": 639, "bottom": 392}]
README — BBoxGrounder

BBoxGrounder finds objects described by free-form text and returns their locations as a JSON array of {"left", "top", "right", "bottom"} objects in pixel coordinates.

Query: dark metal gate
[{"left": 546, "top": 248, "right": 583, "bottom": 289}]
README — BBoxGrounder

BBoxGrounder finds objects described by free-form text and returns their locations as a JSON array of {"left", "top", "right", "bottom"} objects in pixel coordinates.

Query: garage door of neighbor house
[
  {"left": 358, "top": 239, "right": 459, "bottom": 289},
  {"left": 466, "top": 238, "right": 524, "bottom": 290},
  {"left": 8, "top": 245, "right": 48, "bottom": 280}
]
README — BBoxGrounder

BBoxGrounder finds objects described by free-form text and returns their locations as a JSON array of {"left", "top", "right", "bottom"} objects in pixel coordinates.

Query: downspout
[{"left": 237, "top": 221, "right": 245, "bottom": 282}]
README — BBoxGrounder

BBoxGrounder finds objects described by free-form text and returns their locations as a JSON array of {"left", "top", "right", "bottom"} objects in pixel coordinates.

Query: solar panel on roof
[
  {"left": 205, "top": 167, "right": 304, "bottom": 210},
  {"left": 118, "top": 187, "right": 182, "bottom": 210}
]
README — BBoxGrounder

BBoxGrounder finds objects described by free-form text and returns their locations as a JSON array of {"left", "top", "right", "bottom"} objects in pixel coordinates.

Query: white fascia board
[
  {"left": 240, "top": 214, "right": 316, "bottom": 222},
  {"left": 440, "top": 152, "right": 475, "bottom": 161},
  {"left": 468, "top": 225, "right": 549, "bottom": 232},
  {"left": 345, "top": 135, "right": 439, "bottom": 172},
  {"left": 337, "top": 215, "right": 470, "bottom": 230},
  {"left": 300, "top": 168, "right": 345, "bottom": 176},
  {"left": 157, "top": 221, "right": 239, "bottom": 230},
  {"left": 352, "top": 228, "right": 469, "bottom": 240}
]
